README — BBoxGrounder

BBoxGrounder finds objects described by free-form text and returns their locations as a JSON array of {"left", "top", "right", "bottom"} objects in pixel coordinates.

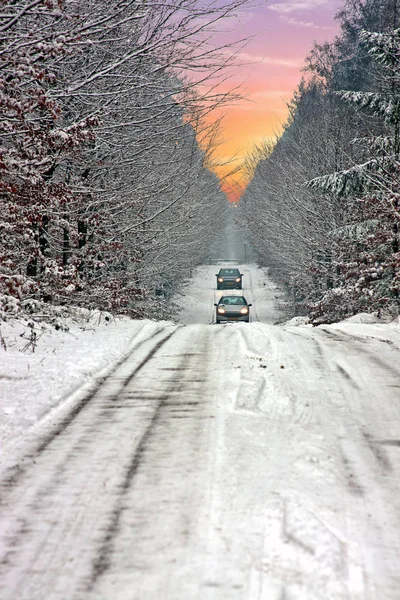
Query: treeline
[
  {"left": 240, "top": 0, "right": 400, "bottom": 323},
  {"left": 0, "top": 0, "right": 248, "bottom": 318}
]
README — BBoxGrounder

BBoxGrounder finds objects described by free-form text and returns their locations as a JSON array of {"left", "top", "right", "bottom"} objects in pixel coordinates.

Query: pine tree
[{"left": 306, "top": 25, "right": 400, "bottom": 320}]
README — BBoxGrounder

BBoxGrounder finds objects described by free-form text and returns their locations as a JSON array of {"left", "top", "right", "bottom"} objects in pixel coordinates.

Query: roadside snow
[
  {"left": 0, "top": 312, "right": 162, "bottom": 456},
  {"left": 341, "top": 312, "right": 391, "bottom": 324}
]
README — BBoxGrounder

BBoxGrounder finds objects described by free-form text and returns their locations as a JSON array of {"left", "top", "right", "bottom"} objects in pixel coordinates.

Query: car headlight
[
  {"left": 218, "top": 278, "right": 224, "bottom": 282},
  {"left": 235, "top": 277, "right": 241, "bottom": 283},
  {"left": 217, "top": 307, "right": 226, "bottom": 314},
  {"left": 240, "top": 307, "right": 249, "bottom": 314}
]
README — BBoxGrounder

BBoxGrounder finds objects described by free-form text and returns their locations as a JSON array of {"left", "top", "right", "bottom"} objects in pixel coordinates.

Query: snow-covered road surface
[{"left": 1, "top": 264, "right": 400, "bottom": 599}]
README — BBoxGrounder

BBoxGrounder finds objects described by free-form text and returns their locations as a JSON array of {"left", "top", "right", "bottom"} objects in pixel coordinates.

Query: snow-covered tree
[
  {"left": 0, "top": 0, "right": 248, "bottom": 318},
  {"left": 307, "top": 26, "right": 400, "bottom": 321},
  {"left": 0, "top": 1, "right": 99, "bottom": 316},
  {"left": 240, "top": 0, "right": 400, "bottom": 323},
  {"left": 239, "top": 80, "right": 348, "bottom": 307}
]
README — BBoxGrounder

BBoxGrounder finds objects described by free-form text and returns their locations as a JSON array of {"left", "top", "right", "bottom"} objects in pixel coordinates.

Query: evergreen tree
[
  {"left": 307, "top": 24, "right": 400, "bottom": 321},
  {"left": 241, "top": 0, "right": 400, "bottom": 323}
]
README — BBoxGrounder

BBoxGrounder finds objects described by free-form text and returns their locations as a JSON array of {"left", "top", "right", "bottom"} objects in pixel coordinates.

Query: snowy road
[{"left": 1, "top": 264, "right": 400, "bottom": 599}]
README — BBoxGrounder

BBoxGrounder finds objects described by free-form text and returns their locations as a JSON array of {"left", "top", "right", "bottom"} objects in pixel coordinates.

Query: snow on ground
[
  {"left": 1, "top": 262, "right": 400, "bottom": 599},
  {"left": 0, "top": 311, "right": 164, "bottom": 456}
]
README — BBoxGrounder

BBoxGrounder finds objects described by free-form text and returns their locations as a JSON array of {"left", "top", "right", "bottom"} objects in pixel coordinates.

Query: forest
[
  {"left": 0, "top": 0, "right": 250, "bottom": 319},
  {"left": 240, "top": 0, "right": 400, "bottom": 323}
]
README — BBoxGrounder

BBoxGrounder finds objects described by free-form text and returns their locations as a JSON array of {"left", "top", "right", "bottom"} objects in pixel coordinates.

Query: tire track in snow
[
  {"left": 36, "top": 328, "right": 179, "bottom": 453},
  {"left": 87, "top": 344, "right": 195, "bottom": 587},
  {"left": 363, "top": 432, "right": 392, "bottom": 474},
  {"left": 87, "top": 327, "right": 215, "bottom": 596},
  {"left": 240, "top": 326, "right": 369, "bottom": 598},
  {"left": 0, "top": 326, "right": 215, "bottom": 600},
  {"left": 0, "top": 327, "right": 176, "bottom": 498},
  {"left": 0, "top": 328, "right": 180, "bottom": 588},
  {"left": 284, "top": 324, "right": 400, "bottom": 594},
  {"left": 318, "top": 327, "right": 400, "bottom": 380},
  {"left": 334, "top": 363, "right": 361, "bottom": 390},
  {"left": 286, "top": 327, "right": 374, "bottom": 496},
  {"left": 243, "top": 265, "right": 259, "bottom": 323},
  {"left": 88, "top": 393, "right": 169, "bottom": 587}
]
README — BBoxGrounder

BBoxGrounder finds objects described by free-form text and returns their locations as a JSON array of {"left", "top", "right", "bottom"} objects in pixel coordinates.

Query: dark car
[
  {"left": 216, "top": 267, "right": 243, "bottom": 290},
  {"left": 214, "top": 295, "right": 252, "bottom": 323}
]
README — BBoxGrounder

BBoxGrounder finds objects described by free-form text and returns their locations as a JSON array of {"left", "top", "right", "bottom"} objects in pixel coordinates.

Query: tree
[
  {"left": 306, "top": 25, "right": 400, "bottom": 321},
  {"left": 0, "top": 1, "right": 98, "bottom": 316},
  {"left": 0, "top": 0, "right": 252, "bottom": 317},
  {"left": 240, "top": 0, "right": 400, "bottom": 323}
]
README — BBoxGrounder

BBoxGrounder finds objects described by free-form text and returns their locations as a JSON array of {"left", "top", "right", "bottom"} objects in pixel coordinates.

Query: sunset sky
[{"left": 209, "top": 0, "right": 343, "bottom": 201}]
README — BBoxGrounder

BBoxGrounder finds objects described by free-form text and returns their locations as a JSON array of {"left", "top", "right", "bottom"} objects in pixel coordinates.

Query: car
[
  {"left": 216, "top": 267, "right": 243, "bottom": 290},
  {"left": 214, "top": 295, "right": 252, "bottom": 323}
]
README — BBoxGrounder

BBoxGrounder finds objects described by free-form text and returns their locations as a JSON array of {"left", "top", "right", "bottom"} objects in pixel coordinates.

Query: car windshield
[
  {"left": 219, "top": 269, "right": 240, "bottom": 276},
  {"left": 219, "top": 296, "right": 247, "bottom": 305}
]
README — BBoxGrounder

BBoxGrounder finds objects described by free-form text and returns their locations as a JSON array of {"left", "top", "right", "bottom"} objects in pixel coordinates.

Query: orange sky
[{"left": 205, "top": 0, "right": 342, "bottom": 201}]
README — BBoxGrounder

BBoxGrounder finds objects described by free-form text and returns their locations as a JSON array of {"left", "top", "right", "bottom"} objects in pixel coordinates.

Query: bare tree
[{"left": 0, "top": 0, "right": 253, "bottom": 317}]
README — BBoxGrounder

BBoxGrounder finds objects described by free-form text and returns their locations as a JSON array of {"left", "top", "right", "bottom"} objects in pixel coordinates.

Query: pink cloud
[
  {"left": 280, "top": 15, "right": 333, "bottom": 29},
  {"left": 268, "top": 0, "right": 331, "bottom": 14},
  {"left": 235, "top": 50, "right": 304, "bottom": 69}
]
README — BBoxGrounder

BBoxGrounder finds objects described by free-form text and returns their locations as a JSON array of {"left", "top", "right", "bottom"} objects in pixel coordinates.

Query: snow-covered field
[{"left": 1, "top": 263, "right": 400, "bottom": 599}]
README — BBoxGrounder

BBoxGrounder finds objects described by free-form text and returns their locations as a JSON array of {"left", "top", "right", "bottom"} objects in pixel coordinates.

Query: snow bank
[
  {"left": 341, "top": 312, "right": 389, "bottom": 324},
  {"left": 283, "top": 316, "right": 310, "bottom": 326}
]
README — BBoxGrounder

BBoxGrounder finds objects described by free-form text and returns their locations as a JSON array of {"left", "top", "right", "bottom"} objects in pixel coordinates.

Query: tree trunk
[{"left": 63, "top": 217, "right": 70, "bottom": 267}]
